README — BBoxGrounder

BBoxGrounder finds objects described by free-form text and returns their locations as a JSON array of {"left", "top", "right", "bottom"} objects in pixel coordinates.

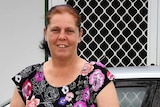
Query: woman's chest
[{"left": 28, "top": 75, "right": 97, "bottom": 107}]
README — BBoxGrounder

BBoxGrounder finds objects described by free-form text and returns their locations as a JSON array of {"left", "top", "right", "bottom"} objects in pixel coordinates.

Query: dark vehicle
[{"left": 108, "top": 66, "right": 160, "bottom": 107}]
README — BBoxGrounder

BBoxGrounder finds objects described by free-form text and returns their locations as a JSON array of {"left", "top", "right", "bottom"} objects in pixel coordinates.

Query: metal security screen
[{"left": 53, "top": 0, "right": 148, "bottom": 67}]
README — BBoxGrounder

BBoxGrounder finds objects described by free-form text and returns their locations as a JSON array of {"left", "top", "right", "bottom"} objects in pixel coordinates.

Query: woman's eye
[
  {"left": 52, "top": 29, "right": 58, "bottom": 31},
  {"left": 66, "top": 30, "right": 74, "bottom": 33},
  {"left": 52, "top": 29, "right": 59, "bottom": 33}
]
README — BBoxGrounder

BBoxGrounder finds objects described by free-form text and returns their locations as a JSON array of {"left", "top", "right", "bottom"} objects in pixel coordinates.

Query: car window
[{"left": 117, "top": 87, "right": 146, "bottom": 107}]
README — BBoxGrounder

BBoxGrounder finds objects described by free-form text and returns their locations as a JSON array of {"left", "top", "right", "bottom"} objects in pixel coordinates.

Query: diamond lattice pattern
[{"left": 65, "top": 0, "right": 148, "bottom": 67}]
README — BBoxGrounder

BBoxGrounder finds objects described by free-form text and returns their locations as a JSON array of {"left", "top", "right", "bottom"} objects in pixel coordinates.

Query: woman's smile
[{"left": 57, "top": 44, "right": 68, "bottom": 48}]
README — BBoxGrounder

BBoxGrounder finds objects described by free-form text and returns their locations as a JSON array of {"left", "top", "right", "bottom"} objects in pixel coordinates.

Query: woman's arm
[
  {"left": 96, "top": 81, "right": 120, "bottom": 107},
  {"left": 10, "top": 88, "right": 25, "bottom": 107}
]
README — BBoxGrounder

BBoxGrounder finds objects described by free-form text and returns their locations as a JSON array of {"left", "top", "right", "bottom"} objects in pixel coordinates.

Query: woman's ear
[
  {"left": 78, "top": 28, "right": 83, "bottom": 43},
  {"left": 44, "top": 27, "right": 47, "bottom": 41}
]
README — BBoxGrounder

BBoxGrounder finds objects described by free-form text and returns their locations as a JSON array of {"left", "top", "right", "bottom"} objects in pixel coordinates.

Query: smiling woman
[
  {"left": 10, "top": 4, "right": 119, "bottom": 107},
  {"left": 43, "top": 12, "right": 82, "bottom": 59}
]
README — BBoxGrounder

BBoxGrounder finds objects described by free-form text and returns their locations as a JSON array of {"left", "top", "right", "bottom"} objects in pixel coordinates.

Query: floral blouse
[{"left": 12, "top": 61, "right": 115, "bottom": 107}]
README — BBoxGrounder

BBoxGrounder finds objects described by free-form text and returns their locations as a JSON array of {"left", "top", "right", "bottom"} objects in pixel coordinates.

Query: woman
[{"left": 10, "top": 4, "right": 119, "bottom": 107}]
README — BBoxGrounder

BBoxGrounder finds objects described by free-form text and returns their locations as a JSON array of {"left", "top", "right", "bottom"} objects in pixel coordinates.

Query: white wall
[
  {"left": 158, "top": 0, "right": 160, "bottom": 65},
  {"left": 0, "top": 0, "right": 45, "bottom": 104}
]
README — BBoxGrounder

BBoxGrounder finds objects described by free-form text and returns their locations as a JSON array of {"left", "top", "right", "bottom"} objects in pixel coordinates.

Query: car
[
  {"left": 1, "top": 66, "right": 160, "bottom": 107},
  {"left": 108, "top": 65, "right": 160, "bottom": 107}
]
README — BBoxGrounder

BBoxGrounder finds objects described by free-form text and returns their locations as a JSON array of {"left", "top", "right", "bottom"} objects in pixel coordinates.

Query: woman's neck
[
  {"left": 44, "top": 55, "right": 86, "bottom": 78},
  {"left": 50, "top": 55, "right": 81, "bottom": 68}
]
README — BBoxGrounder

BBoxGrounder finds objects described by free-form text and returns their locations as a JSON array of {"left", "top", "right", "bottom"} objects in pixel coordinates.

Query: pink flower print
[
  {"left": 26, "top": 96, "right": 40, "bottom": 107},
  {"left": 34, "top": 72, "right": 44, "bottom": 82},
  {"left": 90, "top": 104, "right": 96, "bottom": 107},
  {"left": 95, "top": 62, "right": 105, "bottom": 68},
  {"left": 82, "top": 87, "right": 90, "bottom": 101},
  {"left": 90, "top": 61, "right": 96, "bottom": 65},
  {"left": 65, "top": 92, "right": 74, "bottom": 102},
  {"left": 22, "top": 79, "right": 32, "bottom": 99},
  {"left": 89, "top": 69, "right": 105, "bottom": 92},
  {"left": 81, "top": 63, "right": 94, "bottom": 76},
  {"left": 107, "top": 71, "right": 115, "bottom": 80},
  {"left": 73, "top": 101, "right": 87, "bottom": 107}
]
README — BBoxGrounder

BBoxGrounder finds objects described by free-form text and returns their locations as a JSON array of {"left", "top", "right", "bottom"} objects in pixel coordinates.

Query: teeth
[{"left": 58, "top": 45, "right": 66, "bottom": 48}]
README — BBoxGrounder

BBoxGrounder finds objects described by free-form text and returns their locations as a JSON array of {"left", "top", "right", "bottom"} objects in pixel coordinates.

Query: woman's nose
[{"left": 58, "top": 31, "right": 66, "bottom": 40}]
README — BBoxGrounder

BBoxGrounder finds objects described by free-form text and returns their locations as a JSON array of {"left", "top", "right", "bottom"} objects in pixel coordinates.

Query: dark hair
[{"left": 40, "top": 4, "right": 81, "bottom": 57}]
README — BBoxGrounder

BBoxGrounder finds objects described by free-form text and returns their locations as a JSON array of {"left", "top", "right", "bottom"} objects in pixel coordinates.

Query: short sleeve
[
  {"left": 11, "top": 64, "right": 40, "bottom": 103},
  {"left": 88, "top": 61, "right": 115, "bottom": 96}
]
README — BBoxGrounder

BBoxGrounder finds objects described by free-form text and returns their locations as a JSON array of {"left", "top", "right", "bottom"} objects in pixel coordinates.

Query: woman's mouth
[{"left": 57, "top": 44, "right": 68, "bottom": 48}]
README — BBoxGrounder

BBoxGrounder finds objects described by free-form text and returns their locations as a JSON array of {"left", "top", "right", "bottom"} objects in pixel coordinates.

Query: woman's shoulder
[
  {"left": 12, "top": 62, "right": 44, "bottom": 84},
  {"left": 19, "top": 63, "right": 43, "bottom": 75},
  {"left": 81, "top": 61, "right": 107, "bottom": 74},
  {"left": 81, "top": 61, "right": 115, "bottom": 80},
  {"left": 80, "top": 61, "right": 115, "bottom": 94}
]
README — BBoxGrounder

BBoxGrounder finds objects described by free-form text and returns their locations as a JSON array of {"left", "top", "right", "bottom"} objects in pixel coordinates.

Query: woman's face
[{"left": 44, "top": 12, "right": 82, "bottom": 59}]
